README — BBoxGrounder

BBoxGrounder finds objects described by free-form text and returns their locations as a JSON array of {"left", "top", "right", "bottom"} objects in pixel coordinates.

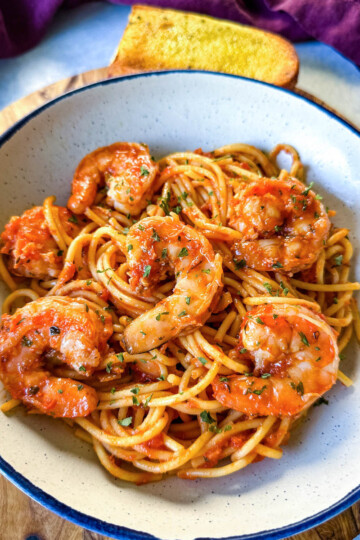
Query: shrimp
[
  {"left": 0, "top": 296, "right": 113, "bottom": 417},
  {"left": 122, "top": 216, "right": 223, "bottom": 353},
  {"left": 0, "top": 206, "right": 78, "bottom": 280},
  {"left": 212, "top": 303, "right": 339, "bottom": 417},
  {"left": 229, "top": 175, "right": 330, "bottom": 274},
  {"left": 68, "top": 142, "right": 158, "bottom": 216}
]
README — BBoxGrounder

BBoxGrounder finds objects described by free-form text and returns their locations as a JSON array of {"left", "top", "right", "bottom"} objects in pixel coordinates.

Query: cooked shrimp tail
[
  {"left": 0, "top": 296, "right": 113, "bottom": 417},
  {"left": 229, "top": 174, "right": 331, "bottom": 274},
  {"left": 212, "top": 303, "right": 339, "bottom": 417},
  {"left": 122, "top": 215, "right": 223, "bottom": 353},
  {"left": 68, "top": 142, "right": 158, "bottom": 216},
  {"left": 0, "top": 206, "right": 78, "bottom": 280}
]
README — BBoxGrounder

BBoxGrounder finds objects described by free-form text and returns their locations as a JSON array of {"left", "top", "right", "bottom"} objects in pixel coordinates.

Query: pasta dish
[{"left": 0, "top": 142, "right": 358, "bottom": 484}]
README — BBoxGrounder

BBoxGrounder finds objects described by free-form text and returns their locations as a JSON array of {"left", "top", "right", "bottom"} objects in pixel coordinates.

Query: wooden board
[{"left": 0, "top": 67, "right": 359, "bottom": 540}]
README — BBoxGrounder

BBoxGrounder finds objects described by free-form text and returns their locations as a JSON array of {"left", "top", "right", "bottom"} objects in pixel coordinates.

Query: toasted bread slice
[{"left": 110, "top": 5, "right": 299, "bottom": 89}]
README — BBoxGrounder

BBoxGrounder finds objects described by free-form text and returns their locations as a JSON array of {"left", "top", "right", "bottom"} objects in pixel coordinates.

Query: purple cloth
[{"left": 0, "top": 0, "right": 359, "bottom": 66}]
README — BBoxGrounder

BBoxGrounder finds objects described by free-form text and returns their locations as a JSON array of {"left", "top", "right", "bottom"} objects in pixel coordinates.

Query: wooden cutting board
[{"left": 0, "top": 66, "right": 359, "bottom": 540}]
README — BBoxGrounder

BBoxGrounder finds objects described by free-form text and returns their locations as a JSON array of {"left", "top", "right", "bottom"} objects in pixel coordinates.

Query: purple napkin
[{"left": 0, "top": 0, "right": 359, "bottom": 66}]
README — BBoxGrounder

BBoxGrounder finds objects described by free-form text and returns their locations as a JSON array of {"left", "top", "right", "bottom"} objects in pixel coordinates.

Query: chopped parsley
[
  {"left": 130, "top": 387, "right": 139, "bottom": 395},
  {"left": 57, "top": 389, "right": 63, "bottom": 394},
  {"left": 261, "top": 373, "right": 271, "bottom": 379},
  {"left": 291, "top": 381, "right": 304, "bottom": 395},
  {"left": 219, "top": 377, "right": 229, "bottom": 382},
  {"left": 132, "top": 396, "right": 139, "bottom": 406},
  {"left": 200, "top": 411, "right": 215, "bottom": 424},
  {"left": 144, "top": 394, "right": 153, "bottom": 407},
  {"left": 234, "top": 259, "right": 246, "bottom": 270},
  {"left": 299, "top": 332, "right": 310, "bottom": 347},
  {"left": 280, "top": 281, "right": 289, "bottom": 296},
  {"left": 96, "top": 267, "right": 112, "bottom": 273},
  {"left": 86, "top": 280, "right": 92, "bottom": 286},
  {"left": 140, "top": 166, "right": 149, "bottom": 176},
  {"left": 77, "top": 384, "right": 84, "bottom": 391},
  {"left": 255, "top": 317, "right": 264, "bottom": 325},
  {"left": 161, "top": 248, "right": 167, "bottom": 259},
  {"left": 156, "top": 311, "right": 169, "bottom": 321},
  {"left": 68, "top": 215, "right": 78, "bottom": 224},
  {"left": 79, "top": 365, "right": 86, "bottom": 372},
  {"left": 272, "top": 262, "right": 283, "bottom": 269},
  {"left": 263, "top": 282, "right": 273, "bottom": 295},
  {"left": 201, "top": 268, "right": 211, "bottom": 274},
  {"left": 315, "top": 194, "right": 323, "bottom": 200},
  {"left": 239, "top": 348, "right": 247, "bottom": 354},
  {"left": 152, "top": 230, "right": 161, "bottom": 242},
  {"left": 178, "top": 247, "right": 189, "bottom": 258},
  {"left": 334, "top": 255, "right": 343, "bottom": 266},
  {"left": 159, "top": 192, "right": 171, "bottom": 215},
  {"left": 185, "top": 296, "right": 191, "bottom": 305},
  {"left": 106, "top": 361, "right": 113, "bottom": 374},
  {"left": 301, "top": 182, "right": 314, "bottom": 196},
  {"left": 143, "top": 265, "right": 151, "bottom": 278},
  {"left": 157, "top": 375, "right": 165, "bottom": 381},
  {"left": 57, "top": 250, "right": 64, "bottom": 257},
  {"left": 209, "top": 425, "right": 222, "bottom": 434},
  {"left": 127, "top": 244, "right": 133, "bottom": 252},
  {"left": 178, "top": 310, "right": 187, "bottom": 317},
  {"left": 246, "top": 385, "right": 267, "bottom": 396},
  {"left": 198, "top": 357, "right": 207, "bottom": 365},
  {"left": 115, "top": 353, "right": 124, "bottom": 362},
  {"left": 118, "top": 417, "right": 132, "bottom": 426}
]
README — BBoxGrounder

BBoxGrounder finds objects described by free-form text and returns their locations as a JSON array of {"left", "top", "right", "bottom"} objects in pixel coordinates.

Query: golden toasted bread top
[{"left": 111, "top": 5, "right": 299, "bottom": 88}]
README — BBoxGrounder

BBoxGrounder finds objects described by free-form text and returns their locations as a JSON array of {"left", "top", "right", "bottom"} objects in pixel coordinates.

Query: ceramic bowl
[{"left": 0, "top": 71, "right": 359, "bottom": 540}]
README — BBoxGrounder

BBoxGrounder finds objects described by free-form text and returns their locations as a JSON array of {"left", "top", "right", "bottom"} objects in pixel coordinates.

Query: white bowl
[{"left": 0, "top": 71, "right": 359, "bottom": 540}]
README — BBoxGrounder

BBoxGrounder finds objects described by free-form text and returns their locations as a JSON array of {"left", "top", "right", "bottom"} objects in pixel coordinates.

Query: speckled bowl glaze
[{"left": 0, "top": 72, "right": 359, "bottom": 540}]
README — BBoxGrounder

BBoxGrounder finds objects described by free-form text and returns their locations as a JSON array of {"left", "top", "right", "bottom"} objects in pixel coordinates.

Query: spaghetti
[{"left": 0, "top": 142, "right": 359, "bottom": 484}]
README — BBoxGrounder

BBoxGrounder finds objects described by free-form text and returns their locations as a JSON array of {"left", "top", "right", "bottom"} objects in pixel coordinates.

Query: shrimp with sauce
[
  {"left": 212, "top": 303, "right": 339, "bottom": 417},
  {"left": 0, "top": 296, "right": 113, "bottom": 417},
  {"left": 68, "top": 142, "right": 158, "bottom": 216},
  {"left": 229, "top": 175, "right": 330, "bottom": 274},
  {"left": 1, "top": 206, "right": 79, "bottom": 280},
  {"left": 122, "top": 215, "right": 223, "bottom": 353}
]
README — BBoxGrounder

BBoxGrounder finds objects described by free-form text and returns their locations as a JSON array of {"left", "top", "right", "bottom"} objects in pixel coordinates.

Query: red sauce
[{"left": 136, "top": 433, "right": 167, "bottom": 453}]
